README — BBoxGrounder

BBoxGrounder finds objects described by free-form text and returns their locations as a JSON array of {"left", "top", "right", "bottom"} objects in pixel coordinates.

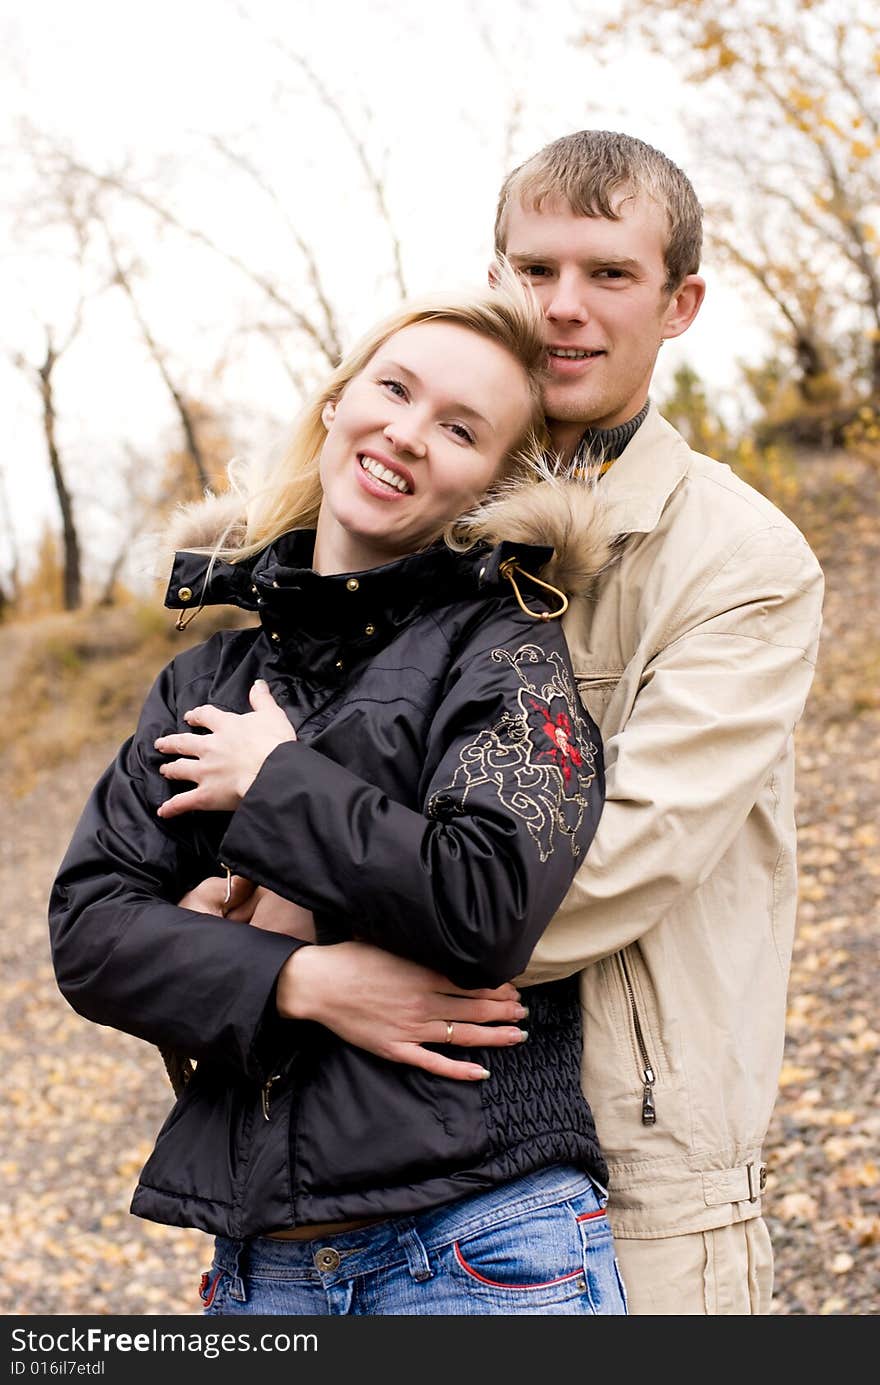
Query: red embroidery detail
[
  {"left": 576, "top": 1209, "right": 606, "bottom": 1222},
  {"left": 530, "top": 699, "right": 584, "bottom": 783}
]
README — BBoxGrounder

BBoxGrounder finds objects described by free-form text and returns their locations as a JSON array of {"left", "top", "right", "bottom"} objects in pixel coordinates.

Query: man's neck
[{"left": 550, "top": 402, "right": 651, "bottom": 473}]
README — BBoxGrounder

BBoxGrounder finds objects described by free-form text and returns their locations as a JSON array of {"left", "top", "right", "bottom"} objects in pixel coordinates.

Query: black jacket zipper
[
  {"left": 260, "top": 1050, "right": 297, "bottom": 1121},
  {"left": 616, "top": 950, "right": 657, "bottom": 1125}
]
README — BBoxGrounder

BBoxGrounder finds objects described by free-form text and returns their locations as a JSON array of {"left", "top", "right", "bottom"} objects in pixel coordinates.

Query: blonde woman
[{"left": 49, "top": 269, "right": 625, "bottom": 1315}]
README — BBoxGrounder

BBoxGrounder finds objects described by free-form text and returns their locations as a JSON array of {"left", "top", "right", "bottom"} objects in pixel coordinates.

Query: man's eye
[
  {"left": 597, "top": 268, "right": 627, "bottom": 280},
  {"left": 520, "top": 265, "right": 552, "bottom": 278},
  {"left": 379, "top": 378, "right": 407, "bottom": 398}
]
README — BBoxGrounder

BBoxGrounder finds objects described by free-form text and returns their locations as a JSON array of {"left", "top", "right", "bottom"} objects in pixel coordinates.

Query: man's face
[{"left": 503, "top": 193, "right": 703, "bottom": 458}]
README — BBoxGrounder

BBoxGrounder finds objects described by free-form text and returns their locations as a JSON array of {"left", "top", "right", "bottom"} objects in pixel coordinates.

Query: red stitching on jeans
[
  {"left": 576, "top": 1209, "right": 606, "bottom": 1222},
  {"left": 199, "top": 1270, "right": 222, "bottom": 1307},
  {"left": 453, "top": 1241, "right": 582, "bottom": 1289}
]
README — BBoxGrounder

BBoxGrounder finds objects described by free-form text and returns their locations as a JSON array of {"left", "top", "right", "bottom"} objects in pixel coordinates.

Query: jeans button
[{"left": 314, "top": 1247, "right": 341, "bottom": 1272}]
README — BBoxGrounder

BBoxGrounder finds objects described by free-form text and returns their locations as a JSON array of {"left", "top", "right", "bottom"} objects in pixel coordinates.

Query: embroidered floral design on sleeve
[{"left": 428, "top": 644, "right": 600, "bottom": 861}]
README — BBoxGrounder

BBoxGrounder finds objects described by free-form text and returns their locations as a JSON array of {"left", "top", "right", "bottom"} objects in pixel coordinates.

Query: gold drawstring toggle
[
  {"left": 499, "top": 557, "right": 569, "bottom": 621},
  {"left": 174, "top": 577, "right": 209, "bottom": 630}
]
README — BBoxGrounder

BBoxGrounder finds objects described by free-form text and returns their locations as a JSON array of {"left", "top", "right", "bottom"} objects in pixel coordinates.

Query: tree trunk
[{"left": 39, "top": 347, "right": 82, "bottom": 610}]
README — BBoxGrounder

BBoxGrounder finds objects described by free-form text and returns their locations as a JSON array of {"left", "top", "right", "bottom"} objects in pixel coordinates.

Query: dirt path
[{"left": 2, "top": 452, "right": 877, "bottom": 1316}]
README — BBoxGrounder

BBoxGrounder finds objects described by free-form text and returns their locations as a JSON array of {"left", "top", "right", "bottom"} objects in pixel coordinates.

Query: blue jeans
[{"left": 200, "top": 1165, "right": 627, "bottom": 1315}]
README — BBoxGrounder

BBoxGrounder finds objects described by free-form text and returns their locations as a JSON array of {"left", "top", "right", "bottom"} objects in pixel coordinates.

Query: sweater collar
[{"left": 569, "top": 400, "right": 651, "bottom": 474}]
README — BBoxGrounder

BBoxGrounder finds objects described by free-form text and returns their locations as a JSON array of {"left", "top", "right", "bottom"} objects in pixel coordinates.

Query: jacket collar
[
  {"left": 596, "top": 404, "right": 690, "bottom": 536},
  {"left": 164, "top": 531, "right": 553, "bottom": 683}
]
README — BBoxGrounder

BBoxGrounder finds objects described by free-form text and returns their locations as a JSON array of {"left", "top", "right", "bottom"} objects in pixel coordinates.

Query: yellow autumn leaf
[
  {"left": 777, "top": 1192, "right": 819, "bottom": 1221},
  {"left": 819, "top": 1297, "right": 847, "bottom": 1314},
  {"left": 823, "top": 1136, "right": 855, "bottom": 1163},
  {"left": 830, "top": 1109, "right": 857, "bottom": 1126},
  {"left": 778, "top": 1064, "right": 816, "bottom": 1086}
]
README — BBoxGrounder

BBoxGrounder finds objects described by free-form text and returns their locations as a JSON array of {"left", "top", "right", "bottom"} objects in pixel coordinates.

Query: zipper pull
[
  {"left": 261, "top": 1073, "right": 280, "bottom": 1121},
  {"left": 220, "top": 863, "right": 233, "bottom": 918},
  {"left": 641, "top": 1065, "right": 656, "bottom": 1125}
]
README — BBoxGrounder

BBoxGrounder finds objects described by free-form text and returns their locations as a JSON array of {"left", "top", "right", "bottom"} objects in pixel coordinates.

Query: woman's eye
[
  {"left": 447, "top": 423, "right": 475, "bottom": 444},
  {"left": 379, "top": 378, "right": 407, "bottom": 398}
]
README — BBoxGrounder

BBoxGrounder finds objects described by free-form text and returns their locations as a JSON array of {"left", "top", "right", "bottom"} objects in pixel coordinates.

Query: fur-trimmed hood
[{"left": 164, "top": 466, "right": 616, "bottom": 600}]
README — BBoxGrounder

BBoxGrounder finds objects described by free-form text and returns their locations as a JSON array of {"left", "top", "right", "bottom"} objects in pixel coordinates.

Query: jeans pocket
[{"left": 449, "top": 1197, "right": 591, "bottom": 1309}]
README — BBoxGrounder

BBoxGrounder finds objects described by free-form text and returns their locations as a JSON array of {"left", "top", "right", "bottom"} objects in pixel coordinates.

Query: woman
[{"left": 48, "top": 269, "right": 625, "bottom": 1315}]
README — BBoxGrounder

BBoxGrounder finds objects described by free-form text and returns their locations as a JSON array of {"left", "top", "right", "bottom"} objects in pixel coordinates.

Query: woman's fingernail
[
  {"left": 476, "top": 1067, "right": 491, "bottom": 1080},
  {"left": 517, "top": 1029, "right": 529, "bottom": 1043},
  {"left": 517, "top": 1006, "right": 529, "bottom": 1019}
]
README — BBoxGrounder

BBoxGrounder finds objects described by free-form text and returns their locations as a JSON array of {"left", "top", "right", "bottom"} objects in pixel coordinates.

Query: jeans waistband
[{"left": 214, "top": 1164, "right": 603, "bottom": 1282}]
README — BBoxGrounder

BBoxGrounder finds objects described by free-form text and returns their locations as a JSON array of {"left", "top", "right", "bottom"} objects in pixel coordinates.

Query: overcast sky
[{"left": 0, "top": 0, "right": 769, "bottom": 583}]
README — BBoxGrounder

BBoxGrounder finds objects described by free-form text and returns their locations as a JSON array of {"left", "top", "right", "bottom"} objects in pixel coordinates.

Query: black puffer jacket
[{"left": 49, "top": 481, "right": 613, "bottom": 1238}]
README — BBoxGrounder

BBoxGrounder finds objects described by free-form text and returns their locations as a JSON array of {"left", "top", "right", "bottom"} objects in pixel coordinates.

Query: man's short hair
[{"left": 494, "top": 130, "right": 703, "bottom": 292}]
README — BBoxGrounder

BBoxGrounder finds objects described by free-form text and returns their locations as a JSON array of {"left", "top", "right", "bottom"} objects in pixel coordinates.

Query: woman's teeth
[{"left": 360, "top": 456, "right": 411, "bottom": 493}]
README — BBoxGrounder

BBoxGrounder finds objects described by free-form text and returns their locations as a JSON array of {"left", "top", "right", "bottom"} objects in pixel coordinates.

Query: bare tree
[
  {"left": 0, "top": 463, "right": 21, "bottom": 611},
  {"left": 99, "top": 222, "right": 211, "bottom": 494},
  {"left": 12, "top": 313, "right": 84, "bottom": 610},
  {"left": 577, "top": 0, "right": 880, "bottom": 397}
]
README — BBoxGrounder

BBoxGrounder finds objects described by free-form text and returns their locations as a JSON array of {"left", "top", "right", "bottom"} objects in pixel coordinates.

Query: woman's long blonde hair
[{"left": 195, "top": 259, "right": 548, "bottom": 563}]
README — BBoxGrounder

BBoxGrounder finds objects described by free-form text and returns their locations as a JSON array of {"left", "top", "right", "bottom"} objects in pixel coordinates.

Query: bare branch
[
  {"left": 233, "top": 6, "right": 407, "bottom": 296},
  {"left": 39, "top": 140, "right": 339, "bottom": 367},
  {"left": 205, "top": 134, "right": 344, "bottom": 362},
  {"left": 98, "top": 218, "right": 211, "bottom": 493}
]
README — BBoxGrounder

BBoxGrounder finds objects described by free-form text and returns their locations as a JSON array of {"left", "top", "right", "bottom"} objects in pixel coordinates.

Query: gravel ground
[{"left": 1, "top": 454, "right": 876, "bottom": 1317}]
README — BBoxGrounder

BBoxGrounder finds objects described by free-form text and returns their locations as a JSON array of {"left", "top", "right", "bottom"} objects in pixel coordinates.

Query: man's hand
[
  {"left": 276, "top": 941, "right": 528, "bottom": 1081},
  {"left": 155, "top": 680, "right": 295, "bottom": 819},
  {"left": 248, "top": 887, "right": 317, "bottom": 940},
  {"left": 177, "top": 875, "right": 315, "bottom": 939},
  {"left": 178, "top": 873, "right": 255, "bottom": 916}
]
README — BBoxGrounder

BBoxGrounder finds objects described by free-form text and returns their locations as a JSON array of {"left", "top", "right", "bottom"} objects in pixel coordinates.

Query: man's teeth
[
  {"left": 360, "top": 456, "right": 411, "bottom": 493},
  {"left": 549, "top": 348, "right": 601, "bottom": 358}
]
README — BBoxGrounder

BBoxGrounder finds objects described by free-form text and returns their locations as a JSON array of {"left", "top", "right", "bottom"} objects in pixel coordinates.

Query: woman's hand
[
  {"left": 156, "top": 680, "right": 296, "bottom": 819},
  {"left": 276, "top": 941, "right": 529, "bottom": 1080}
]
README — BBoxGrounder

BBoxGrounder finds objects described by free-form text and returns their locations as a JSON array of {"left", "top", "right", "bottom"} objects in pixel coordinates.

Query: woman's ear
[{"left": 321, "top": 399, "right": 337, "bottom": 429}]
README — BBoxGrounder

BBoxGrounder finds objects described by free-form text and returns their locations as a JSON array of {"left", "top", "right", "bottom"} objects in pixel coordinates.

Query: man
[
  {"left": 187, "top": 131, "right": 825, "bottom": 1314},
  {"left": 481, "top": 130, "right": 824, "bottom": 1312}
]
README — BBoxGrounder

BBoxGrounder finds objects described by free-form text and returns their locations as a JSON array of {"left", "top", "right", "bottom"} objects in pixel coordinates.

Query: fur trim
[
  {"left": 166, "top": 491, "right": 248, "bottom": 554},
  {"left": 457, "top": 463, "right": 616, "bottom": 595},
  {"left": 164, "top": 462, "right": 617, "bottom": 597}
]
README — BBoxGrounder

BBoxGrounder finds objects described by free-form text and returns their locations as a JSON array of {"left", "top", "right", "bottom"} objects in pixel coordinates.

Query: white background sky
[{"left": 0, "top": 0, "right": 771, "bottom": 586}]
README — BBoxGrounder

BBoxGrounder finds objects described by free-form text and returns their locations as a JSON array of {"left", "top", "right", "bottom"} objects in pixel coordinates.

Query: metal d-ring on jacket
[{"left": 48, "top": 483, "right": 614, "bottom": 1239}]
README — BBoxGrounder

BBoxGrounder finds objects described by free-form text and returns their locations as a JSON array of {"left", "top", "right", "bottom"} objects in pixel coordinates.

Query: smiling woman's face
[{"left": 313, "top": 319, "right": 534, "bottom": 575}]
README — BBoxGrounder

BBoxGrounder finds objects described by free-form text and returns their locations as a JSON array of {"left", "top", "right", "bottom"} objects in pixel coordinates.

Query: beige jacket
[{"left": 518, "top": 405, "right": 824, "bottom": 1240}]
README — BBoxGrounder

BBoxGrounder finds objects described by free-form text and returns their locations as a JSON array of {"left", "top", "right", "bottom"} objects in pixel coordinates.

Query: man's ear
[
  {"left": 661, "top": 275, "right": 706, "bottom": 341},
  {"left": 487, "top": 258, "right": 501, "bottom": 288},
  {"left": 321, "top": 399, "right": 336, "bottom": 429}
]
